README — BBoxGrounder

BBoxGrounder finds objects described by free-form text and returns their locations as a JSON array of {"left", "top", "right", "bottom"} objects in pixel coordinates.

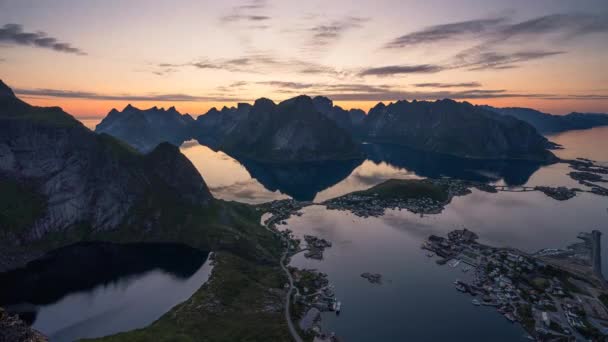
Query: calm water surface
[{"left": 1, "top": 243, "right": 213, "bottom": 342}]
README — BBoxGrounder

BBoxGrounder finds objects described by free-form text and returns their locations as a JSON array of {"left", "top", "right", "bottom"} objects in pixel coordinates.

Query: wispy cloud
[
  {"left": 308, "top": 16, "right": 369, "bottom": 47},
  {"left": 384, "top": 18, "right": 506, "bottom": 48},
  {"left": 385, "top": 12, "right": 608, "bottom": 49},
  {"left": 414, "top": 82, "right": 482, "bottom": 88},
  {"left": 220, "top": 0, "right": 271, "bottom": 26},
  {"left": 14, "top": 88, "right": 247, "bottom": 102},
  {"left": 358, "top": 64, "right": 443, "bottom": 77},
  {"left": 453, "top": 49, "right": 565, "bottom": 71},
  {"left": 0, "top": 24, "right": 86, "bottom": 55},
  {"left": 155, "top": 53, "right": 344, "bottom": 77}
]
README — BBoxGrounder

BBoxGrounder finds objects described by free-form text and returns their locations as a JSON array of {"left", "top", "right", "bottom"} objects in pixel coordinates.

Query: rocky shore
[{"left": 0, "top": 308, "right": 47, "bottom": 342}]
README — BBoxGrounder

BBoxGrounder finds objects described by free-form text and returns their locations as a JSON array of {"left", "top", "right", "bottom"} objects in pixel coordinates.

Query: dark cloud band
[{"left": 0, "top": 24, "right": 86, "bottom": 55}]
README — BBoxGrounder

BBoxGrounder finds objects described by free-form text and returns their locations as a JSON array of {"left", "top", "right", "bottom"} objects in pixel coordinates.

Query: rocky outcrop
[
  {"left": 219, "top": 95, "right": 363, "bottom": 163},
  {"left": 0, "top": 80, "right": 212, "bottom": 252},
  {"left": 483, "top": 106, "right": 608, "bottom": 133},
  {"left": 363, "top": 99, "right": 556, "bottom": 162},
  {"left": 194, "top": 103, "right": 252, "bottom": 147},
  {"left": 312, "top": 96, "right": 365, "bottom": 136},
  {"left": 95, "top": 104, "right": 195, "bottom": 152},
  {"left": 0, "top": 307, "right": 47, "bottom": 342}
]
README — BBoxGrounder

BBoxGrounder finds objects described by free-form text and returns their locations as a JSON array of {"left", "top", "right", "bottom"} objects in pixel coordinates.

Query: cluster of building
[
  {"left": 424, "top": 229, "right": 608, "bottom": 341},
  {"left": 323, "top": 179, "right": 474, "bottom": 218},
  {"left": 303, "top": 235, "right": 332, "bottom": 260},
  {"left": 261, "top": 199, "right": 308, "bottom": 229},
  {"left": 534, "top": 186, "right": 579, "bottom": 201},
  {"left": 565, "top": 159, "right": 608, "bottom": 197}
]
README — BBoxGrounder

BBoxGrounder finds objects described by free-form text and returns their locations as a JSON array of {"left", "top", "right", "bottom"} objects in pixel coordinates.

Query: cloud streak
[
  {"left": 358, "top": 64, "right": 443, "bottom": 76},
  {"left": 385, "top": 18, "right": 506, "bottom": 48},
  {"left": 385, "top": 12, "right": 608, "bottom": 48},
  {"left": 0, "top": 24, "right": 86, "bottom": 55},
  {"left": 414, "top": 82, "right": 482, "bottom": 88},
  {"left": 220, "top": 0, "right": 271, "bottom": 26},
  {"left": 308, "top": 16, "right": 368, "bottom": 47},
  {"left": 15, "top": 88, "right": 247, "bottom": 102}
]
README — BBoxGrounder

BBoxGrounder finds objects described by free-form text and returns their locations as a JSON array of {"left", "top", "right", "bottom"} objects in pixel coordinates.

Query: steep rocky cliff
[
  {"left": 219, "top": 95, "right": 363, "bottom": 162},
  {"left": 312, "top": 96, "right": 365, "bottom": 136},
  {"left": 194, "top": 103, "right": 252, "bottom": 147},
  {"left": 0, "top": 80, "right": 212, "bottom": 255},
  {"left": 363, "top": 99, "right": 556, "bottom": 162},
  {"left": 95, "top": 105, "right": 195, "bottom": 152}
]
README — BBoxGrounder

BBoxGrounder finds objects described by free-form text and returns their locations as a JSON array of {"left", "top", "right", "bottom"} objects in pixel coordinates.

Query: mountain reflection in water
[{"left": 182, "top": 140, "right": 548, "bottom": 203}]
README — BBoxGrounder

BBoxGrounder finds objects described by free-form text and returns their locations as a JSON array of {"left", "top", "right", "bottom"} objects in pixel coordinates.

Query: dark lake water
[{"left": 0, "top": 243, "right": 212, "bottom": 342}]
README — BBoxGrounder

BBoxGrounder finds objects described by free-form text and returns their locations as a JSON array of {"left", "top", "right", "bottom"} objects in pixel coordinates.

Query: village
[{"left": 424, "top": 228, "right": 608, "bottom": 341}]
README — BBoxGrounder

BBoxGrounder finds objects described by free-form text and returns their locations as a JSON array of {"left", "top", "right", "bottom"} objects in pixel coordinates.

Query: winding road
[
  {"left": 264, "top": 215, "right": 303, "bottom": 342},
  {"left": 280, "top": 242, "right": 303, "bottom": 342}
]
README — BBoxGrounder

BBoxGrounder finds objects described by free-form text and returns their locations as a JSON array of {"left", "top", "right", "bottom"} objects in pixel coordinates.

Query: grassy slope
[
  {"left": 87, "top": 252, "right": 290, "bottom": 342},
  {"left": 0, "top": 179, "right": 47, "bottom": 239},
  {"left": 356, "top": 179, "right": 449, "bottom": 202}
]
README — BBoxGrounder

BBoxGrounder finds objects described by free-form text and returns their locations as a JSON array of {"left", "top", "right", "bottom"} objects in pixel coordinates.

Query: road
[
  {"left": 280, "top": 240, "right": 304, "bottom": 342},
  {"left": 264, "top": 216, "right": 303, "bottom": 342}
]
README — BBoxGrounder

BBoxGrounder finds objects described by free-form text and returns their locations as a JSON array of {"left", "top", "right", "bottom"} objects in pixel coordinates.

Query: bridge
[{"left": 492, "top": 185, "right": 536, "bottom": 192}]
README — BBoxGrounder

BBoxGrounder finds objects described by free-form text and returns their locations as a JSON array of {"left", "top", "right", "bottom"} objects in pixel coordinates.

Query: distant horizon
[{"left": 2, "top": 0, "right": 607, "bottom": 117}]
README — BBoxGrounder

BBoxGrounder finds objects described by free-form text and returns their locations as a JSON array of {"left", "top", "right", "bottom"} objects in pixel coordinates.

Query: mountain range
[
  {"left": 95, "top": 94, "right": 603, "bottom": 163},
  {"left": 483, "top": 106, "right": 608, "bottom": 133},
  {"left": 96, "top": 104, "right": 195, "bottom": 152}
]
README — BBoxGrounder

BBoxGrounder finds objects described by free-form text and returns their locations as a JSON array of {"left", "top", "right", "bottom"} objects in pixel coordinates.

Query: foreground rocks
[{"left": 0, "top": 308, "right": 47, "bottom": 342}]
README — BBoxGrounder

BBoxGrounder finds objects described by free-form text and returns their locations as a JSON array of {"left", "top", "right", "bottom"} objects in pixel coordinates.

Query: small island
[{"left": 361, "top": 272, "right": 383, "bottom": 284}]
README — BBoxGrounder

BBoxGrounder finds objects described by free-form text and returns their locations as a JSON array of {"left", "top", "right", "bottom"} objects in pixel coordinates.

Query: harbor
[{"left": 424, "top": 229, "right": 608, "bottom": 341}]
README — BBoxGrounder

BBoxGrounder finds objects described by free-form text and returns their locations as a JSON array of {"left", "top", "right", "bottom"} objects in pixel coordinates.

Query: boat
[
  {"left": 450, "top": 260, "right": 461, "bottom": 268},
  {"left": 472, "top": 299, "right": 481, "bottom": 306},
  {"left": 455, "top": 283, "right": 467, "bottom": 292},
  {"left": 427, "top": 252, "right": 435, "bottom": 257},
  {"left": 504, "top": 313, "right": 516, "bottom": 323}
]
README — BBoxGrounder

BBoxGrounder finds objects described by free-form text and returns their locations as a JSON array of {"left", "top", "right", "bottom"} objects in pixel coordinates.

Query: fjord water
[
  {"left": 0, "top": 243, "right": 213, "bottom": 342},
  {"left": 182, "top": 126, "right": 607, "bottom": 341}
]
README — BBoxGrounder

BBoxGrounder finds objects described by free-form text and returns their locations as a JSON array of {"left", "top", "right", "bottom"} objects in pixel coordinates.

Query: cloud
[
  {"left": 0, "top": 24, "right": 86, "bottom": 55},
  {"left": 220, "top": 0, "right": 271, "bottom": 25},
  {"left": 414, "top": 82, "right": 482, "bottom": 88},
  {"left": 453, "top": 49, "right": 565, "bottom": 70},
  {"left": 358, "top": 64, "right": 443, "bottom": 76},
  {"left": 384, "top": 12, "right": 608, "bottom": 49},
  {"left": 308, "top": 16, "right": 368, "bottom": 47},
  {"left": 497, "top": 13, "right": 608, "bottom": 41},
  {"left": 14, "top": 88, "right": 247, "bottom": 102},
  {"left": 156, "top": 53, "right": 344, "bottom": 76},
  {"left": 385, "top": 18, "right": 506, "bottom": 48}
]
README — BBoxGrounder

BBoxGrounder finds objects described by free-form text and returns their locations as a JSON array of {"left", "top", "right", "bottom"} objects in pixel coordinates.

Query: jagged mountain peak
[{"left": 0, "top": 80, "right": 16, "bottom": 98}]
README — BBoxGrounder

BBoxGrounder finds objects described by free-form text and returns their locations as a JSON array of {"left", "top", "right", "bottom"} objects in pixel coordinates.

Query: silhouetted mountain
[
  {"left": 483, "top": 106, "right": 608, "bottom": 133},
  {"left": 95, "top": 104, "right": 195, "bottom": 152},
  {"left": 363, "top": 99, "right": 556, "bottom": 162},
  {"left": 194, "top": 103, "right": 252, "bottom": 147},
  {"left": 219, "top": 95, "right": 363, "bottom": 162},
  {"left": 312, "top": 96, "right": 366, "bottom": 136},
  {"left": 0, "top": 80, "right": 214, "bottom": 271}
]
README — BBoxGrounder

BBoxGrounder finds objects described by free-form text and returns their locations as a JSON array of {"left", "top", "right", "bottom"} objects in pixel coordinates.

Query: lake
[{"left": 0, "top": 243, "right": 213, "bottom": 342}]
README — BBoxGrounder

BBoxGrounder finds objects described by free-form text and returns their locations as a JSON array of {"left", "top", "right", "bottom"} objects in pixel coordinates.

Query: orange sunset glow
[{"left": 2, "top": 0, "right": 607, "bottom": 120}]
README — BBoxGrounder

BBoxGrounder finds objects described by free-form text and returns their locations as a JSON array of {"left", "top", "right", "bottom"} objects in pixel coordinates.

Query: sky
[{"left": 1, "top": 0, "right": 607, "bottom": 119}]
